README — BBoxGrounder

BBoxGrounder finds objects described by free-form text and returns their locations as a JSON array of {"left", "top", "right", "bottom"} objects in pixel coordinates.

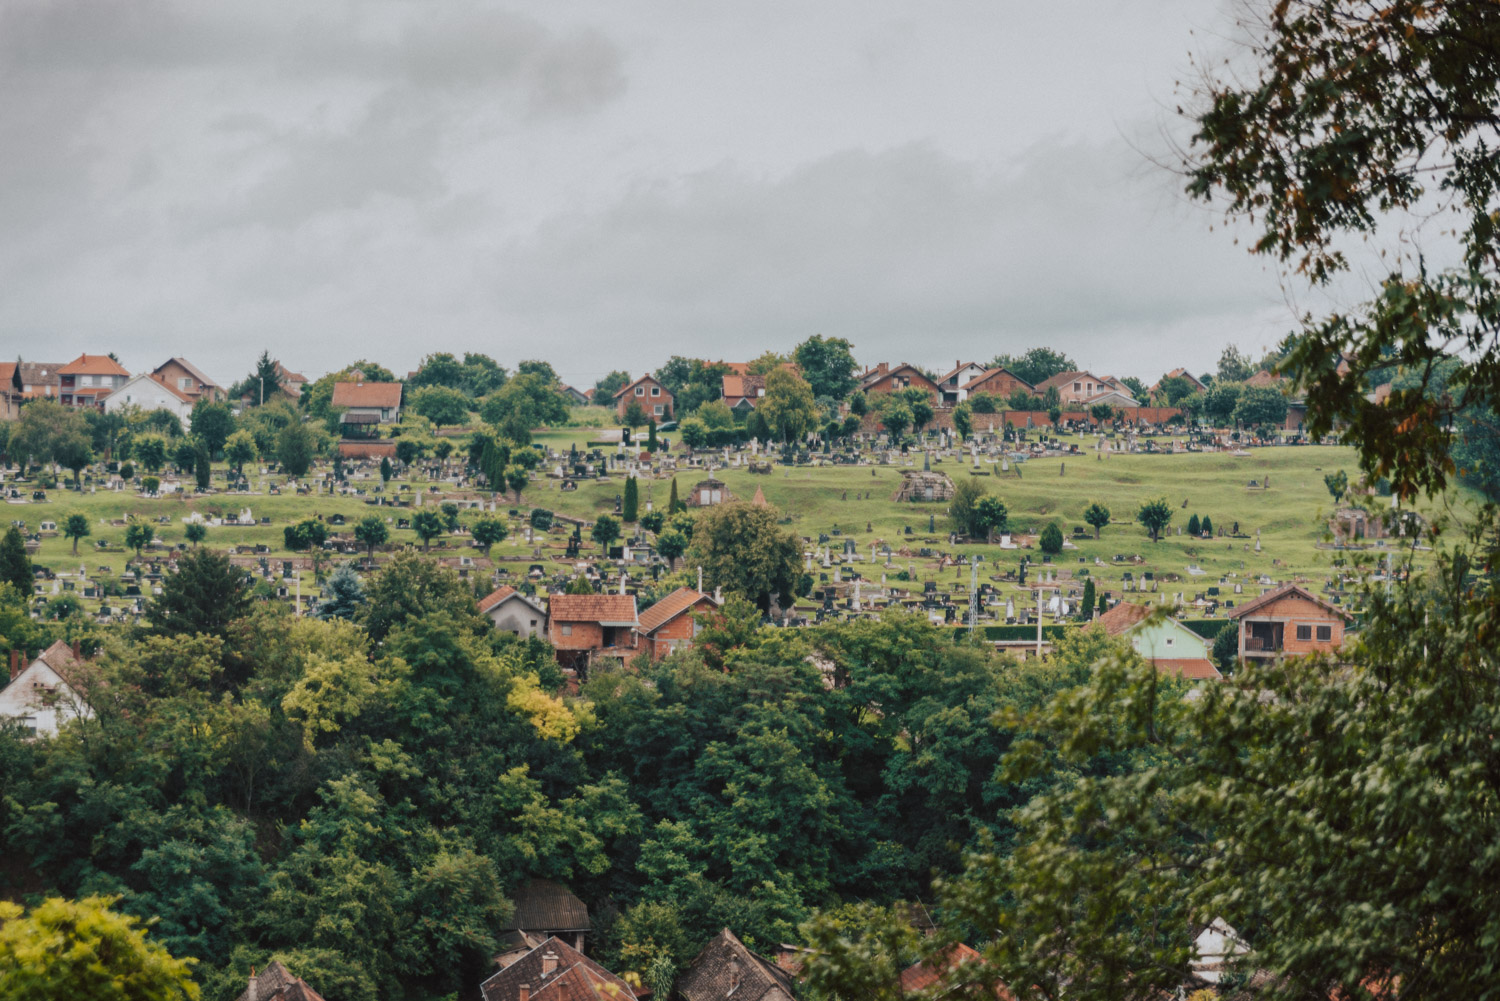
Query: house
[
  {"left": 858, "top": 362, "right": 941, "bottom": 403},
  {"left": 1079, "top": 389, "right": 1140, "bottom": 411},
  {"left": 152, "top": 358, "right": 226, "bottom": 404},
  {"left": 0, "top": 641, "right": 92, "bottom": 737},
  {"left": 1245, "top": 369, "right": 1283, "bottom": 388},
  {"left": 1228, "top": 583, "right": 1352, "bottom": 662},
  {"left": 1191, "top": 918, "right": 1251, "bottom": 985},
  {"left": 1096, "top": 602, "right": 1220, "bottom": 680},
  {"left": 481, "top": 937, "right": 637, "bottom": 1001},
  {"left": 636, "top": 587, "right": 719, "bottom": 660},
  {"left": 236, "top": 960, "right": 327, "bottom": 1001},
  {"left": 937, "top": 361, "right": 990, "bottom": 405},
  {"left": 499, "top": 879, "right": 591, "bottom": 953},
  {"left": 546, "top": 592, "right": 639, "bottom": 670},
  {"left": 57, "top": 354, "right": 130, "bottom": 409},
  {"left": 0, "top": 362, "right": 21, "bottom": 420},
  {"left": 899, "top": 942, "right": 1010, "bottom": 999},
  {"left": 105, "top": 373, "right": 195, "bottom": 423},
  {"left": 687, "top": 476, "right": 734, "bottom": 507},
  {"left": 614, "top": 375, "right": 674, "bottom": 421},
  {"left": 958, "top": 366, "right": 1034, "bottom": 403},
  {"left": 276, "top": 361, "right": 309, "bottom": 399},
  {"left": 17, "top": 361, "right": 62, "bottom": 400},
  {"left": 677, "top": 929, "right": 797, "bottom": 1001},
  {"left": 479, "top": 585, "right": 549, "bottom": 639},
  {"left": 558, "top": 385, "right": 589, "bottom": 406},
  {"left": 331, "top": 381, "right": 403, "bottom": 426},
  {"left": 1152, "top": 368, "right": 1209, "bottom": 395},
  {"left": 722, "top": 374, "right": 767, "bottom": 412},
  {"left": 1033, "top": 370, "right": 1115, "bottom": 405}
]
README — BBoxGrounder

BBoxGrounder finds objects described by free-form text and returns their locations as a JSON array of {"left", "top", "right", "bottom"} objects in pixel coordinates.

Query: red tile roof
[
  {"left": 1228, "top": 583, "right": 1351, "bottom": 621},
  {"left": 144, "top": 374, "right": 195, "bottom": 404},
  {"left": 899, "top": 943, "right": 1010, "bottom": 998},
  {"left": 959, "top": 366, "right": 1034, "bottom": 393},
  {"left": 154, "top": 357, "right": 222, "bottom": 390},
  {"left": 1154, "top": 657, "right": 1222, "bottom": 680},
  {"left": 58, "top": 353, "right": 129, "bottom": 376},
  {"left": 331, "top": 381, "right": 402, "bottom": 409},
  {"left": 638, "top": 588, "right": 715, "bottom": 634},
  {"left": 548, "top": 593, "right": 638, "bottom": 625},
  {"left": 478, "top": 585, "right": 518, "bottom": 614},
  {"left": 1095, "top": 601, "right": 1153, "bottom": 636},
  {"left": 613, "top": 375, "right": 666, "bottom": 400}
]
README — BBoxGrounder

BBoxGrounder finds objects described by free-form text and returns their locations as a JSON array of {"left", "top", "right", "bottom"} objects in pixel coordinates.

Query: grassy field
[{"left": 6, "top": 429, "right": 1463, "bottom": 624}]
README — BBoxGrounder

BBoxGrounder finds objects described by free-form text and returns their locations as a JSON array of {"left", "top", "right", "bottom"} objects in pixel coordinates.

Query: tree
[
  {"left": 124, "top": 518, "right": 155, "bottom": 557},
  {"left": 909, "top": 398, "right": 935, "bottom": 435},
  {"left": 592, "top": 514, "right": 621, "bottom": 553},
  {"left": 678, "top": 417, "right": 708, "bottom": 450},
  {"left": 1136, "top": 497, "right": 1172, "bottom": 543},
  {"left": 411, "top": 510, "right": 445, "bottom": 552},
  {"left": 505, "top": 465, "right": 529, "bottom": 505},
  {"left": 193, "top": 439, "right": 211, "bottom": 491},
  {"left": 354, "top": 515, "right": 389, "bottom": 559},
  {"left": 792, "top": 334, "right": 859, "bottom": 401},
  {"left": 119, "top": 462, "right": 134, "bottom": 482},
  {"left": 284, "top": 520, "right": 329, "bottom": 551},
  {"left": 566, "top": 575, "right": 596, "bottom": 595},
  {"left": 990, "top": 347, "right": 1075, "bottom": 387},
  {"left": 470, "top": 517, "right": 509, "bottom": 556},
  {"left": 947, "top": 478, "right": 987, "bottom": 537},
  {"left": 1083, "top": 501, "right": 1110, "bottom": 539},
  {"left": 1121, "top": 376, "right": 1148, "bottom": 400},
  {"left": 249, "top": 350, "right": 283, "bottom": 404},
  {"left": 622, "top": 400, "right": 648, "bottom": 434},
  {"left": 973, "top": 496, "right": 1009, "bottom": 543},
  {"left": 1039, "top": 522, "right": 1063, "bottom": 555},
  {"left": 1158, "top": 375, "right": 1197, "bottom": 406},
  {"left": 595, "top": 370, "right": 630, "bottom": 397},
  {"left": 184, "top": 523, "right": 207, "bottom": 547},
  {"left": 54, "top": 429, "right": 93, "bottom": 488},
  {"left": 379, "top": 456, "right": 392, "bottom": 484},
  {"left": 1008, "top": 387, "right": 1038, "bottom": 411},
  {"left": 667, "top": 478, "right": 683, "bottom": 514},
  {"left": 952, "top": 401, "right": 973, "bottom": 440},
  {"left": 848, "top": 390, "right": 868, "bottom": 417},
  {"left": 640, "top": 510, "right": 664, "bottom": 534},
  {"left": 1215, "top": 344, "right": 1254, "bottom": 384},
  {"left": 408, "top": 352, "right": 465, "bottom": 391},
  {"left": 1202, "top": 381, "right": 1243, "bottom": 426},
  {"left": 318, "top": 563, "right": 365, "bottom": 620},
  {"left": 1200, "top": 515, "right": 1213, "bottom": 537},
  {"left": 623, "top": 476, "right": 639, "bottom": 523},
  {"left": 144, "top": 546, "right": 251, "bottom": 637},
  {"left": 758, "top": 368, "right": 818, "bottom": 443},
  {"left": 530, "top": 508, "right": 554, "bottom": 531},
  {"left": 0, "top": 895, "right": 198, "bottom": 1001},
  {"left": 1080, "top": 578, "right": 1096, "bottom": 622},
  {"left": 1089, "top": 403, "right": 1114, "bottom": 425},
  {"left": 1233, "top": 385, "right": 1289, "bottom": 430},
  {"left": 189, "top": 400, "right": 235, "bottom": 454},
  {"left": 63, "top": 513, "right": 90, "bottom": 554},
  {"left": 1325, "top": 470, "right": 1349, "bottom": 505},
  {"left": 141, "top": 476, "right": 160, "bottom": 496},
  {"left": 479, "top": 372, "right": 568, "bottom": 433},
  {"left": 1186, "top": 513, "right": 1201, "bottom": 537},
  {"left": 0, "top": 526, "right": 32, "bottom": 594},
  {"left": 1047, "top": 404, "right": 1063, "bottom": 428},
  {"left": 276, "top": 421, "right": 318, "bottom": 478},
  {"left": 224, "top": 430, "right": 257, "bottom": 477},
  {"left": 685, "top": 502, "right": 801, "bottom": 613},
  {"left": 646, "top": 418, "right": 658, "bottom": 454},
  {"left": 358, "top": 550, "right": 486, "bottom": 643},
  {"left": 134, "top": 433, "right": 168, "bottom": 473},
  {"left": 656, "top": 529, "right": 687, "bottom": 571},
  {"left": 879, "top": 401, "right": 912, "bottom": 441},
  {"left": 409, "top": 386, "right": 470, "bottom": 429}
]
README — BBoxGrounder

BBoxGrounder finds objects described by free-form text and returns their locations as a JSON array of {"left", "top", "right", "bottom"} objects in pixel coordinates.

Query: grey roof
[
  {"left": 501, "top": 878, "right": 591, "bottom": 933},
  {"left": 676, "top": 929, "right": 797, "bottom": 1001}
]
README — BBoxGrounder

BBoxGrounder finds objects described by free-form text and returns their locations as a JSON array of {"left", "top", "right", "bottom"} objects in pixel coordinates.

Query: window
[
  {"left": 654, "top": 404, "right": 664, "bottom": 415},
  {"left": 1165, "top": 637, "right": 1174, "bottom": 646},
  {"left": 1316, "top": 625, "right": 1332, "bottom": 641},
  {"left": 635, "top": 386, "right": 645, "bottom": 396},
  {"left": 81, "top": 375, "right": 93, "bottom": 387},
  {"left": 560, "top": 625, "right": 573, "bottom": 636},
  {"left": 651, "top": 386, "right": 660, "bottom": 396},
  {"left": 1296, "top": 625, "right": 1312, "bottom": 640},
  {"left": 179, "top": 377, "right": 192, "bottom": 389}
]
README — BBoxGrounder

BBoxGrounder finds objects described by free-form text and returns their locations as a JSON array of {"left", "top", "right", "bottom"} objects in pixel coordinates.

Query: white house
[
  {"left": 0, "top": 641, "right": 93, "bottom": 737},
  {"left": 478, "top": 585, "right": 549, "bottom": 639},
  {"left": 104, "top": 373, "right": 195, "bottom": 425}
]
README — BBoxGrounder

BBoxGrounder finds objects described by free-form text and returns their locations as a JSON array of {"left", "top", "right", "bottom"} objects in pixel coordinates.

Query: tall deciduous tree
[
  {"left": 685, "top": 501, "right": 801, "bottom": 613},
  {"left": 63, "top": 513, "right": 90, "bottom": 554},
  {"left": 758, "top": 368, "right": 819, "bottom": 443},
  {"left": 1084, "top": 501, "right": 1110, "bottom": 539},
  {"left": 1136, "top": 497, "right": 1172, "bottom": 543},
  {"left": 792, "top": 334, "right": 859, "bottom": 401}
]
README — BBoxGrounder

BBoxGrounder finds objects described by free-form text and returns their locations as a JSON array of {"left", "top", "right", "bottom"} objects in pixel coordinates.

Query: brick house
[
  {"left": 1228, "top": 583, "right": 1352, "bottom": 662},
  {"left": 959, "top": 366, "right": 1035, "bottom": 402},
  {"left": 331, "top": 381, "right": 403, "bottom": 428},
  {"left": 722, "top": 374, "right": 766, "bottom": 413},
  {"left": 614, "top": 375, "right": 674, "bottom": 421},
  {"left": 1151, "top": 367, "right": 1209, "bottom": 395},
  {"left": 858, "top": 362, "right": 941, "bottom": 403},
  {"left": 1032, "top": 370, "right": 1116, "bottom": 405},
  {"left": 546, "top": 592, "right": 639, "bottom": 671},
  {"left": 151, "top": 357, "right": 225, "bottom": 404},
  {"left": 57, "top": 354, "right": 129, "bottom": 409},
  {"left": 636, "top": 587, "right": 719, "bottom": 660},
  {"left": 17, "top": 361, "right": 62, "bottom": 400}
]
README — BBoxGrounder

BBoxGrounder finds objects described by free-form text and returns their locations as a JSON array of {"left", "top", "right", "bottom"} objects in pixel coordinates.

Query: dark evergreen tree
[
  {"left": 317, "top": 564, "right": 365, "bottom": 620},
  {"left": 143, "top": 547, "right": 253, "bottom": 639},
  {"left": 0, "top": 526, "right": 32, "bottom": 595}
]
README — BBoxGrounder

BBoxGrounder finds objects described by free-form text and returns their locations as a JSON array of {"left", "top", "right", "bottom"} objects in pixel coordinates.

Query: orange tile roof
[
  {"left": 331, "top": 381, "right": 403, "bottom": 409},
  {"left": 548, "top": 593, "right": 638, "bottom": 625},
  {"left": 613, "top": 375, "right": 666, "bottom": 399},
  {"left": 58, "top": 353, "right": 129, "bottom": 376},
  {"left": 478, "top": 585, "right": 518, "bottom": 614},
  {"left": 1095, "top": 601, "right": 1153, "bottom": 636},
  {"left": 638, "top": 588, "right": 715, "bottom": 634},
  {"left": 899, "top": 944, "right": 1010, "bottom": 998},
  {"left": 1154, "top": 657, "right": 1222, "bottom": 680},
  {"left": 144, "top": 374, "right": 195, "bottom": 404},
  {"left": 1228, "top": 582, "right": 1351, "bottom": 621}
]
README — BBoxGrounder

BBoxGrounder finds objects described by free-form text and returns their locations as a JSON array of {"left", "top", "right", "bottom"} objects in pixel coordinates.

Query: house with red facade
[
  {"left": 635, "top": 587, "right": 718, "bottom": 660},
  {"left": 1033, "top": 370, "right": 1116, "bottom": 405},
  {"left": 546, "top": 592, "right": 639, "bottom": 671},
  {"left": 858, "top": 362, "right": 941, "bottom": 403},
  {"left": 613, "top": 375, "right": 674, "bottom": 421},
  {"left": 959, "top": 366, "right": 1035, "bottom": 402},
  {"left": 1228, "top": 583, "right": 1351, "bottom": 662}
]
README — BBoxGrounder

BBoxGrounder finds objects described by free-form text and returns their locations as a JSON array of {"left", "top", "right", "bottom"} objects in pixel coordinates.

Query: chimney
[
  {"left": 247, "top": 968, "right": 258, "bottom": 1001},
  {"left": 713, "top": 586, "right": 721, "bottom": 603},
  {"left": 71, "top": 640, "right": 81, "bottom": 659},
  {"left": 877, "top": 362, "right": 889, "bottom": 377},
  {"left": 697, "top": 567, "right": 704, "bottom": 592},
  {"left": 542, "top": 952, "right": 559, "bottom": 977},
  {"left": 9, "top": 648, "right": 18, "bottom": 683},
  {"left": 520, "top": 985, "right": 530, "bottom": 1001},
  {"left": 619, "top": 574, "right": 626, "bottom": 596}
]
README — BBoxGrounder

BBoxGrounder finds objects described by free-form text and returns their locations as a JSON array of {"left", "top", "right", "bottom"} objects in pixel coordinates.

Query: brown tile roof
[
  {"left": 503, "top": 879, "right": 591, "bottom": 934},
  {"left": 144, "top": 374, "right": 196, "bottom": 404},
  {"left": 938, "top": 361, "right": 980, "bottom": 385},
  {"left": 1154, "top": 657, "right": 1222, "bottom": 680},
  {"left": 235, "top": 961, "right": 328, "bottom": 1001},
  {"left": 899, "top": 943, "right": 1010, "bottom": 998},
  {"left": 1033, "top": 370, "right": 1101, "bottom": 392},
  {"left": 18, "top": 362, "right": 62, "bottom": 388},
  {"left": 331, "top": 381, "right": 402, "bottom": 409},
  {"left": 481, "top": 937, "right": 635, "bottom": 1001},
  {"left": 58, "top": 353, "right": 129, "bottom": 376},
  {"left": 959, "top": 366, "right": 1033, "bottom": 393},
  {"left": 275, "top": 361, "right": 308, "bottom": 384},
  {"left": 613, "top": 375, "right": 667, "bottom": 400},
  {"left": 1227, "top": 583, "right": 1351, "bottom": 621},
  {"left": 677, "top": 929, "right": 797, "bottom": 1001},
  {"left": 1245, "top": 369, "right": 1283, "bottom": 388},
  {"left": 479, "top": 585, "right": 518, "bottom": 613},
  {"left": 1095, "top": 601, "right": 1152, "bottom": 636},
  {"left": 548, "top": 593, "right": 638, "bottom": 626},
  {"left": 638, "top": 588, "right": 715, "bottom": 634},
  {"left": 154, "top": 357, "right": 222, "bottom": 390}
]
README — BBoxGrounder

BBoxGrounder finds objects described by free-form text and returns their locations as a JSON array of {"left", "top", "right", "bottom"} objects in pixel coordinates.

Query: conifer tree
[
  {"left": 0, "top": 526, "right": 32, "bottom": 594},
  {"left": 623, "top": 476, "right": 639, "bottom": 522}
]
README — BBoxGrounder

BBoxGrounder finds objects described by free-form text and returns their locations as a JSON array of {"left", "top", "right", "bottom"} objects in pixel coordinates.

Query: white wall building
[
  {"left": 0, "top": 641, "right": 93, "bottom": 737},
  {"left": 104, "top": 373, "right": 195, "bottom": 425}
]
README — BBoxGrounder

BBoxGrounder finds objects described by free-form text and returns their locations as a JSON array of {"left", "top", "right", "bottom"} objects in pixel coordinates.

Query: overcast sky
[{"left": 0, "top": 0, "right": 1310, "bottom": 389}]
